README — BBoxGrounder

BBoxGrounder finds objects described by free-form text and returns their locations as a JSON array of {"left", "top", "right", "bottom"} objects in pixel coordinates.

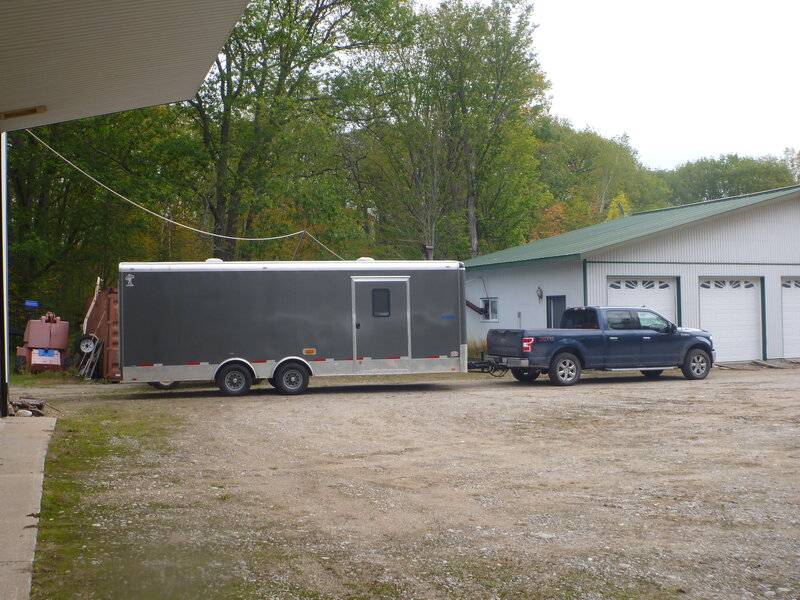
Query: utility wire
[{"left": 24, "top": 129, "right": 345, "bottom": 260}]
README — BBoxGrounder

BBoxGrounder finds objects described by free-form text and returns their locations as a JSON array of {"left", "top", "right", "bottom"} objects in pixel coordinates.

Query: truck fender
[{"left": 550, "top": 338, "right": 587, "bottom": 367}]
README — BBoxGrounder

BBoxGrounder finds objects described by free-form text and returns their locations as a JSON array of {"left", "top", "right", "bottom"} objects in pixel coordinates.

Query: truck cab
[{"left": 486, "top": 306, "right": 715, "bottom": 386}]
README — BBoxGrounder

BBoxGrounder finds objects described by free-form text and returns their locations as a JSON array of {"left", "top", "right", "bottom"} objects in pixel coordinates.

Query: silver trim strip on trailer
[{"left": 124, "top": 356, "right": 462, "bottom": 383}]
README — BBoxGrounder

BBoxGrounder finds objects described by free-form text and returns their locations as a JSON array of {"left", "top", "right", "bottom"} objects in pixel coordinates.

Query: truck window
[
  {"left": 636, "top": 310, "right": 670, "bottom": 333},
  {"left": 372, "top": 288, "right": 391, "bottom": 317},
  {"left": 560, "top": 308, "right": 598, "bottom": 329},
  {"left": 606, "top": 310, "right": 637, "bottom": 330}
]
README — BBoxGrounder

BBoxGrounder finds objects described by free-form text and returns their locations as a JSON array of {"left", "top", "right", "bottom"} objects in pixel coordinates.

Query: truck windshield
[{"left": 560, "top": 309, "right": 598, "bottom": 329}]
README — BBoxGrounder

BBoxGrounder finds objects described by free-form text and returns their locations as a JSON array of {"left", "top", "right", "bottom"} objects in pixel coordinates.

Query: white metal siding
[
  {"left": 782, "top": 279, "right": 800, "bottom": 358},
  {"left": 606, "top": 278, "right": 677, "bottom": 322},
  {"left": 466, "top": 261, "right": 583, "bottom": 344},
  {"left": 595, "top": 196, "right": 800, "bottom": 264},
  {"left": 699, "top": 278, "right": 762, "bottom": 362}
]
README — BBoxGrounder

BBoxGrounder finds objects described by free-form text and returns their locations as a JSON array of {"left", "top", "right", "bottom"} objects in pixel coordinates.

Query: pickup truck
[{"left": 487, "top": 306, "right": 715, "bottom": 386}]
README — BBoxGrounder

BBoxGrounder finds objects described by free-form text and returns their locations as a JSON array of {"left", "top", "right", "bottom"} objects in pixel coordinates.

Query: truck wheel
[
  {"left": 147, "top": 381, "right": 180, "bottom": 390},
  {"left": 641, "top": 370, "right": 663, "bottom": 379},
  {"left": 216, "top": 363, "right": 253, "bottom": 396},
  {"left": 273, "top": 363, "right": 309, "bottom": 395},
  {"left": 548, "top": 352, "right": 581, "bottom": 386},
  {"left": 681, "top": 348, "right": 711, "bottom": 380},
  {"left": 511, "top": 368, "right": 539, "bottom": 383}
]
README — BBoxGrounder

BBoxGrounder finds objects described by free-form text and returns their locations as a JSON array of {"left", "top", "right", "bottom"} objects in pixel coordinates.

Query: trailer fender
[
  {"left": 213, "top": 358, "right": 258, "bottom": 383},
  {"left": 271, "top": 356, "right": 314, "bottom": 378}
]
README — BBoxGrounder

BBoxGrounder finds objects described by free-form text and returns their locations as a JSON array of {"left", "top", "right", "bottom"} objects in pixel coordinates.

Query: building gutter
[{"left": 464, "top": 253, "right": 582, "bottom": 272}]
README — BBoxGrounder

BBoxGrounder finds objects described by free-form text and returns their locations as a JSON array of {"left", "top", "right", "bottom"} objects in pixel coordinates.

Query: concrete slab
[{"left": 0, "top": 417, "right": 56, "bottom": 600}]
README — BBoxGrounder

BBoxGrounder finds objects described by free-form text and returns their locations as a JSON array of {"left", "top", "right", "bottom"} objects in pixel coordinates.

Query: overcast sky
[{"left": 532, "top": 0, "right": 800, "bottom": 169}]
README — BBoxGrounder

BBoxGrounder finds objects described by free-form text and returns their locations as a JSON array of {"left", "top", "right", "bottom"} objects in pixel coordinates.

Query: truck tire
[
  {"left": 216, "top": 363, "right": 253, "bottom": 396},
  {"left": 548, "top": 352, "right": 581, "bottom": 386},
  {"left": 510, "top": 368, "right": 539, "bottom": 383},
  {"left": 681, "top": 348, "right": 711, "bottom": 380},
  {"left": 147, "top": 381, "right": 180, "bottom": 390},
  {"left": 641, "top": 370, "right": 663, "bottom": 379},
  {"left": 273, "top": 362, "right": 309, "bottom": 395}
]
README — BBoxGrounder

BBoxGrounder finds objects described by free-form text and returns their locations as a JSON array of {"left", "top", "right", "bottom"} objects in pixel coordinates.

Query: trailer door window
[{"left": 372, "top": 288, "right": 391, "bottom": 317}]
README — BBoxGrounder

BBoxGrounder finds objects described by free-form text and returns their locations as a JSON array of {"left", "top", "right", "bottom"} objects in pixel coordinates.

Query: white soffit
[{"left": 0, "top": 0, "right": 250, "bottom": 131}]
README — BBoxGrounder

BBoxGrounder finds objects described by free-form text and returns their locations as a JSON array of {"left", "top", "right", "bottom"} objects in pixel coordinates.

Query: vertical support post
[{"left": 1, "top": 131, "right": 9, "bottom": 417}]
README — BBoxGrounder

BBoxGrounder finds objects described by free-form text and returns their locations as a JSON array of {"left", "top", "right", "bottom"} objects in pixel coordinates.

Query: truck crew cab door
[
  {"left": 603, "top": 309, "right": 642, "bottom": 368},
  {"left": 352, "top": 277, "right": 410, "bottom": 373}
]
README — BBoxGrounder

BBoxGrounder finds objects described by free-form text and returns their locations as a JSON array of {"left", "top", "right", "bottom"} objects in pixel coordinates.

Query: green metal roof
[{"left": 465, "top": 185, "right": 800, "bottom": 270}]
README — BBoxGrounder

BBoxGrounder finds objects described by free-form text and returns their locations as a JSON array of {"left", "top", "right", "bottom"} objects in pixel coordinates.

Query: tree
[
  {"left": 605, "top": 192, "right": 631, "bottom": 220},
  {"left": 661, "top": 154, "right": 795, "bottom": 205},
  {"left": 188, "top": 0, "right": 411, "bottom": 259},
  {"left": 428, "top": 0, "right": 548, "bottom": 257}
]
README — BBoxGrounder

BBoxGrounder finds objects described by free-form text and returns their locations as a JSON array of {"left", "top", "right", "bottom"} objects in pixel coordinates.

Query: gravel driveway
[{"left": 25, "top": 367, "right": 800, "bottom": 599}]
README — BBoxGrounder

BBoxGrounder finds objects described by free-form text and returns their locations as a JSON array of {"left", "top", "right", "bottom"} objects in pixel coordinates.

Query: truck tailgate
[{"left": 487, "top": 329, "right": 524, "bottom": 357}]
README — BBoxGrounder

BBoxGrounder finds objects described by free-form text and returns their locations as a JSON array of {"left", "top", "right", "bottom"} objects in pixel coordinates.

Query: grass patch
[
  {"left": 11, "top": 369, "right": 82, "bottom": 387},
  {"left": 31, "top": 405, "right": 177, "bottom": 599}
]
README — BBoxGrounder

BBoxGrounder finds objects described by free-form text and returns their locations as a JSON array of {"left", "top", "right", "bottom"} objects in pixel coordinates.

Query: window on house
[
  {"left": 481, "top": 297, "right": 498, "bottom": 322},
  {"left": 372, "top": 288, "right": 390, "bottom": 317}
]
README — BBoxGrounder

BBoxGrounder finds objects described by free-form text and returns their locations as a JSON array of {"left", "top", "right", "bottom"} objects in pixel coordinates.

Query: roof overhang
[
  {"left": 464, "top": 254, "right": 581, "bottom": 271},
  {"left": 0, "top": 0, "right": 249, "bottom": 132}
]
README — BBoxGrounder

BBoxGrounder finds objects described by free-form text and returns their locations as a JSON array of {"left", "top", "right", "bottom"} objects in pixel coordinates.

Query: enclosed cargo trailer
[{"left": 119, "top": 259, "right": 467, "bottom": 395}]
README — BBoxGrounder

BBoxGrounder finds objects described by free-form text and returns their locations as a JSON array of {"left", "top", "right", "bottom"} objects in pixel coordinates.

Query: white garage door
[
  {"left": 607, "top": 278, "right": 677, "bottom": 322},
  {"left": 699, "top": 278, "right": 762, "bottom": 362},
  {"left": 782, "top": 278, "right": 800, "bottom": 358}
]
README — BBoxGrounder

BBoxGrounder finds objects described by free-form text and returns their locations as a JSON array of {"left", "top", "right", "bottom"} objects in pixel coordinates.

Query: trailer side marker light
[{"left": 302, "top": 348, "right": 317, "bottom": 356}]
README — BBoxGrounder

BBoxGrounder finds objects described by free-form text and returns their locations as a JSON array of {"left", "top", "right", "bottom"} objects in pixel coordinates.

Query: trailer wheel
[
  {"left": 267, "top": 377, "right": 276, "bottom": 388},
  {"left": 273, "top": 362, "right": 309, "bottom": 395},
  {"left": 77, "top": 334, "right": 97, "bottom": 355},
  {"left": 510, "top": 368, "right": 539, "bottom": 383},
  {"left": 147, "top": 381, "right": 180, "bottom": 390},
  {"left": 216, "top": 363, "right": 253, "bottom": 396}
]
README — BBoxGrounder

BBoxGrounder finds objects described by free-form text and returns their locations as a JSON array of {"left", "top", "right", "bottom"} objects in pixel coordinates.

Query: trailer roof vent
[
  {"left": 356, "top": 256, "right": 375, "bottom": 261},
  {"left": 205, "top": 258, "right": 223, "bottom": 263}
]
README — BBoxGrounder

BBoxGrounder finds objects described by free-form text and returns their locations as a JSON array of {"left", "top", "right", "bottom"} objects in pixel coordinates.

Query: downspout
[{"left": 582, "top": 259, "right": 588, "bottom": 306}]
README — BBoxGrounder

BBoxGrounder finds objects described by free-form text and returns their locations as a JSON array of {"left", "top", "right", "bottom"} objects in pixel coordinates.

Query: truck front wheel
[
  {"left": 548, "top": 352, "right": 581, "bottom": 386},
  {"left": 511, "top": 368, "right": 539, "bottom": 383},
  {"left": 681, "top": 348, "right": 711, "bottom": 380}
]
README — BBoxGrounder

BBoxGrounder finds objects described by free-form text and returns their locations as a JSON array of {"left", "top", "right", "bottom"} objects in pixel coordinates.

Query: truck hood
[{"left": 678, "top": 326, "right": 710, "bottom": 337}]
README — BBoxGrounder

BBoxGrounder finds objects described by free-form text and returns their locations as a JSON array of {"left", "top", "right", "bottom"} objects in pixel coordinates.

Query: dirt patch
[{"left": 26, "top": 368, "right": 800, "bottom": 599}]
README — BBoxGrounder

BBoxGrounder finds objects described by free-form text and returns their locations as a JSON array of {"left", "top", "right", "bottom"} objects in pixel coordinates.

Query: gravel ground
[{"left": 21, "top": 367, "right": 800, "bottom": 599}]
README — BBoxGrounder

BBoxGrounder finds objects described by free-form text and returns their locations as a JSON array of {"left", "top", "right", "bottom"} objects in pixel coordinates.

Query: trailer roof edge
[{"left": 119, "top": 260, "right": 465, "bottom": 272}]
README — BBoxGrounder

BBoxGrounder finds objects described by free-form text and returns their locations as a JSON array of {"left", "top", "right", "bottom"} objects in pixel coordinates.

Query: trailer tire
[
  {"left": 548, "top": 352, "right": 581, "bottom": 386},
  {"left": 273, "top": 362, "right": 309, "bottom": 395},
  {"left": 216, "top": 363, "right": 253, "bottom": 396},
  {"left": 77, "top": 334, "right": 97, "bottom": 355},
  {"left": 510, "top": 368, "right": 539, "bottom": 382},
  {"left": 147, "top": 381, "right": 180, "bottom": 390},
  {"left": 267, "top": 377, "right": 276, "bottom": 388}
]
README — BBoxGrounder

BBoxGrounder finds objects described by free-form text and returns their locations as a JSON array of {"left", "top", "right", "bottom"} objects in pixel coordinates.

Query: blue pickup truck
[{"left": 487, "top": 306, "right": 715, "bottom": 386}]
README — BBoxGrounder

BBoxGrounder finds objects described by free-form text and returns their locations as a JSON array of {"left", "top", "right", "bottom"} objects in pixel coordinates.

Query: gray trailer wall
[{"left": 119, "top": 267, "right": 464, "bottom": 368}]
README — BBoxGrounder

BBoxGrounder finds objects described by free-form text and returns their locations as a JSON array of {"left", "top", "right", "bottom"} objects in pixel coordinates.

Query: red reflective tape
[
  {"left": 252, "top": 360, "right": 267, "bottom": 364},
  {"left": 137, "top": 363, "right": 154, "bottom": 367},
  {"left": 311, "top": 358, "right": 326, "bottom": 362},
  {"left": 186, "top": 361, "right": 201, "bottom": 366},
  {"left": 425, "top": 355, "right": 439, "bottom": 359},
  {"left": 386, "top": 356, "right": 401, "bottom": 360}
]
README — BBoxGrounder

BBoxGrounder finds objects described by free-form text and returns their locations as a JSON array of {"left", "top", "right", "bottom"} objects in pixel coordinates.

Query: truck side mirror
[{"left": 670, "top": 323, "right": 678, "bottom": 334}]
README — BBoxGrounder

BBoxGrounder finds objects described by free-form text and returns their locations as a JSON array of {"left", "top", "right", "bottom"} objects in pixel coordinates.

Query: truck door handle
[
  {"left": 355, "top": 322, "right": 361, "bottom": 329},
  {"left": 643, "top": 336, "right": 651, "bottom": 341},
  {"left": 609, "top": 336, "right": 619, "bottom": 341}
]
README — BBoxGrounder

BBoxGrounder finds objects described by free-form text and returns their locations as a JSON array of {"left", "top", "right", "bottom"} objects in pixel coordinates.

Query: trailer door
[{"left": 352, "top": 277, "right": 410, "bottom": 372}]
